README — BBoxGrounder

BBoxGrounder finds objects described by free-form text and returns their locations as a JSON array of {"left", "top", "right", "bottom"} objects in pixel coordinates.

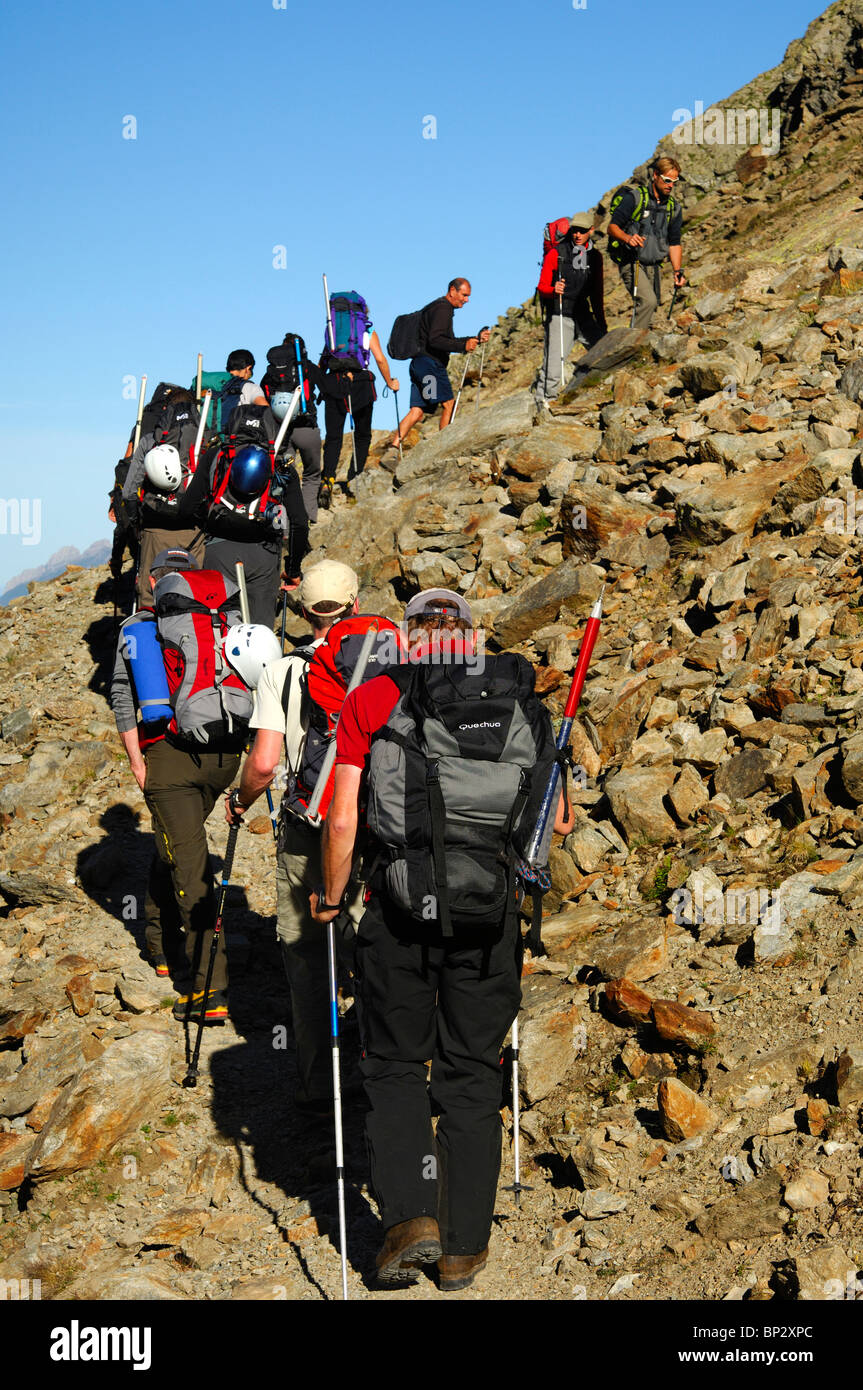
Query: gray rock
[
  {"left": 838, "top": 360, "right": 863, "bottom": 404},
  {"left": 493, "top": 559, "right": 602, "bottom": 648},
  {"left": 578, "top": 1189, "right": 628, "bottom": 1219},
  {"left": 835, "top": 1047, "right": 863, "bottom": 1109},
  {"left": 694, "top": 1169, "right": 785, "bottom": 1242},
  {"left": 604, "top": 766, "right": 676, "bottom": 845},
  {"left": 713, "top": 749, "right": 772, "bottom": 800},
  {"left": 1, "top": 708, "right": 33, "bottom": 746},
  {"left": 773, "top": 1245, "right": 859, "bottom": 1302}
]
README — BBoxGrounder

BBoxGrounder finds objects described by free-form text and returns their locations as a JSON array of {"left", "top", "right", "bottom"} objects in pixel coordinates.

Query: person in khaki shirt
[{"left": 223, "top": 560, "right": 361, "bottom": 1113}]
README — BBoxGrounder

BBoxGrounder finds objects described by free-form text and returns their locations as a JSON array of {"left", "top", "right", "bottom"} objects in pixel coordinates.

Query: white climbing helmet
[
  {"left": 143, "top": 444, "right": 183, "bottom": 492},
  {"left": 223, "top": 624, "right": 282, "bottom": 689},
  {"left": 269, "top": 391, "right": 293, "bottom": 422}
]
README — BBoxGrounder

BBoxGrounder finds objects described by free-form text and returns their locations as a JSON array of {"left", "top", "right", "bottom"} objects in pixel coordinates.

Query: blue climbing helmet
[{"left": 229, "top": 445, "right": 272, "bottom": 500}]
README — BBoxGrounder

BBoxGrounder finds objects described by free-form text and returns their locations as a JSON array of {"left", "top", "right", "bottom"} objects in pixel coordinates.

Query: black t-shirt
[
  {"left": 610, "top": 185, "right": 682, "bottom": 263},
  {"left": 421, "top": 297, "right": 468, "bottom": 368}
]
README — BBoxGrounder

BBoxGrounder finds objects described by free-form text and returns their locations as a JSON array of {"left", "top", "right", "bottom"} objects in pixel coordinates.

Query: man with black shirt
[
  {"left": 391, "top": 279, "right": 489, "bottom": 447},
  {"left": 536, "top": 212, "right": 607, "bottom": 403},
  {"left": 607, "top": 157, "right": 686, "bottom": 330}
]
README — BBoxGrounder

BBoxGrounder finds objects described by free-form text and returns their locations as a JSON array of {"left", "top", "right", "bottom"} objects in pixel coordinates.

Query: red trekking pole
[{"left": 506, "top": 586, "right": 604, "bottom": 1205}]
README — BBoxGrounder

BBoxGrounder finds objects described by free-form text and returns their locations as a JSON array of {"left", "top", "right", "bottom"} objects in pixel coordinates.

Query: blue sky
[{"left": 0, "top": 0, "right": 825, "bottom": 591}]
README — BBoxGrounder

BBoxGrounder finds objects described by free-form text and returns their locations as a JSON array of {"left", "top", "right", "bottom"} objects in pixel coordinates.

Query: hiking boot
[
  {"left": 173, "top": 988, "right": 228, "bottom": 1025},
  {"left": 437, "top": 1248, "right": 489, "bottom": 1292},
  {"left": 150, "top": 954, "right": 170, "bottom": 979},
  {"left": 318, "top": 479, "right": 334, "bottom": 510},
  {"left": 375, "top": 1217, "right": 442, "bottom": 1285}
]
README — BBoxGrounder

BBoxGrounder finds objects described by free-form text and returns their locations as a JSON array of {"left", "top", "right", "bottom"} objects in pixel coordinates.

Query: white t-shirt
[
  {"left": 239, "top": 379, "right": 265, "bottom": 406},
  {"left": 251, "top": 641, "right": 322, "bottom": 773}
]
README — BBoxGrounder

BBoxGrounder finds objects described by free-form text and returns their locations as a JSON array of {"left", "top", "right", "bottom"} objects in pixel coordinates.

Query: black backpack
[
  {"left": 139, "top": 398, "right": 204, "bottom": 524},
  {"left": 212, "top": 376, "right": 245, "bottom": 435},
  {"left": 366, "top": 655, "right": 556, "bottom": 936},
  {"left": 204, "top": 405, "right": 278, "bottom": 541},
  {"left": 387, "top": 309, "right": 427, "bottom": 360},
  {"left": 262, "top": 337, "right": 316, "bottom": 427}
]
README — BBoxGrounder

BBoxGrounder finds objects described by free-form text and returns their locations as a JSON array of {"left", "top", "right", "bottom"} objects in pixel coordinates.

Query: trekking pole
[
  {"left": 193, "top": 391, "right": 212, "bottom": 466},
  {"left": 392, "top": 388, "right": 403, "bottom": 464},
  {"left": 305, "top": 620, "right": 380, "bottom": 827},
  {"left": 273, "top": 386, "right": 302, "bottom": 458},
  {"left": 280, "top": 589, "right": 288, "bottom": 655},
  {"left": 506, "top": 587, "right": 604, "bottom": 1204},
  {"left": 196, "top": 354, "right": 203, "bottom": 403},
  {"left": 132, "top": 374, "right": 148, "bottom": 453},
  {"left": 182, "top": 821, "right": 239, "bottom": 1089},
  {"left": 327, "top": 916, "right": 350, "bottom": 1300},
  {"left": 235, "top": 563, "right": 279, "bottom": 842},
  {"left": 629, "top": 262, "right": 640, "bottom": 330},
  {"left": 474, "top": 328, "right": 489, "bottom": 414},
  {"left": 667, "top": 282, "right": 681, "bottom": 321},
  {"left": 559, "top": 288, "right": 567, "bottom": 391},
  {"left": 450, "top": 353, "right": 471, "bottom": 422}
]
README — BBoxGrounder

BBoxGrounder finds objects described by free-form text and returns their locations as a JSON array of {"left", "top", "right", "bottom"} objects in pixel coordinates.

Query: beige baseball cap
[{"left": 298, "top": 559, "right": 359, "bottom": 614}]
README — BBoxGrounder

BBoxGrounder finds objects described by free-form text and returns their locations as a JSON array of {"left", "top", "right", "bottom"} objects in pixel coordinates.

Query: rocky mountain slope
[{"left": 2, "top": 0, "right": 863, "bottom": 1303}]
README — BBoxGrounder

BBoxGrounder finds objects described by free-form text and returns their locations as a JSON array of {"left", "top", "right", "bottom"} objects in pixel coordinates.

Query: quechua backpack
[
  {"left": 387, "top": 309, "right": 427, "bottom": 360},
  {"left": 537, "top": 217, "right": 570, "bottom": 301},
  {"left": 366, "top": 654, "right": 556, "bottom": 935},
  {"left": 324, "top": 291, "right": 372, "bottom": 371},
  {"left": 138, "top": 397, "right": 204, "bottom": 525},
  {"left": 153, "top": 568, "right": 252, "bottom": 746},
  {"left": 262, "top": 337, "right": 316, "bottom": 426},
  {"left": 282, "top": 614, "right": 404, "bottom": 823},
  {"left": 205, "top": 404, "right": 278, "bottom": 540}
]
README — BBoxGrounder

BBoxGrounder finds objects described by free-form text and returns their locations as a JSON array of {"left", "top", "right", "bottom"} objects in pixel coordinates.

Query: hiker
[
  {"left": 121, "top": 389, "right": 208, "bottom": 609},
  {"left": 224, "top": 559, "right": 363, "bottom": 1112},
  {"left": 110, "top": 548, "right": 278, "bottom": 1024},
  {"left": 311, "top": 589, "right": 573, "bottom": 1291},
  {"left": 261, "top": 334, "right": 323, "bottom": 523},
  {"left": 607, "top": 157, "right": 686, "bottom": 330},
  {"left": 201, "top": 401, "right": 294, "bottom": 627},
  {"left": 536, "top": 212, "right": 607, "bottom": 403},
  {"left": 391, "top": 280, "right": 488, "bottom": 448},
  {"left": 221, "top": 348, "right": 268, "bottom": 416},
  {"left": 317, "top": 292, "right": 400, "bottom": 500}
]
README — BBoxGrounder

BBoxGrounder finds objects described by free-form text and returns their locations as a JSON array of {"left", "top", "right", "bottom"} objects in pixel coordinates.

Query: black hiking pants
[
  {"left": 323, "top": 397, "right": 374, "bottom": 481},
  {"left": 143, "top": 738, "right": 241, "bottom": 992},
  {"left": 203, "top": 536, "right": 282, "bottom": 628},
  {"left": 354, "top": 892, "right": 522, "bottom": 1256}
]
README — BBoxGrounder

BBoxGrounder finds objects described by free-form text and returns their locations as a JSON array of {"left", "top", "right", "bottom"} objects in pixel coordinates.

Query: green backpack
[
  {"left": 607, "top": 184, "right": 676, "bottom": 265},
  {"left": 190, "top": 370, "right": 235, "bottom": 434}
]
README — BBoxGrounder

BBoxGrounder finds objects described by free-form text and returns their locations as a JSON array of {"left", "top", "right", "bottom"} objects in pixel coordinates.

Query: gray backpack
[
  {"left": 153, "top": 569, "right": 252, "bottom": 746},
  {"left": 366, "top": 655, "right": 556, "bottom": 935}
]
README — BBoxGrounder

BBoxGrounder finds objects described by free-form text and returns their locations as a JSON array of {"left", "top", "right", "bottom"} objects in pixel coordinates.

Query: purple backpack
[{"left": 324, "top": 291, "right": 372, "bottom": 370}]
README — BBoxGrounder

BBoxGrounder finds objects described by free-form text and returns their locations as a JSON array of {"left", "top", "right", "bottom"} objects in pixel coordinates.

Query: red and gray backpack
[
  {"left": 152, "top": 569, "right": 252, "bottom": 746},
  {"left": 536, "top": 217, "right": 570, "bottom": 302},
  {"left": 282, "top": 614, "right": 404, "bottom": 823},
  {"left": 365, "top": 655, "right": 556, "bottom": 935},
  {"left": 205, "top": 405, "right": 278, "bottom": 541},
  {"left": 139, "top": 397, "right": 205, "bottom": 525}
]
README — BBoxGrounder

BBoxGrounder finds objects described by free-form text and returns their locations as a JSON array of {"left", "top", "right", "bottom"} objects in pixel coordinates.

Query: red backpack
[
  {"left": 537, "top": 217, "right": 570, "bottom": 299},
  {"left": 153, "top": 569, "right": 252, "bottom": 746},
  {"left": 283, "top": 614, "right": 405, "bottom": 821}
]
